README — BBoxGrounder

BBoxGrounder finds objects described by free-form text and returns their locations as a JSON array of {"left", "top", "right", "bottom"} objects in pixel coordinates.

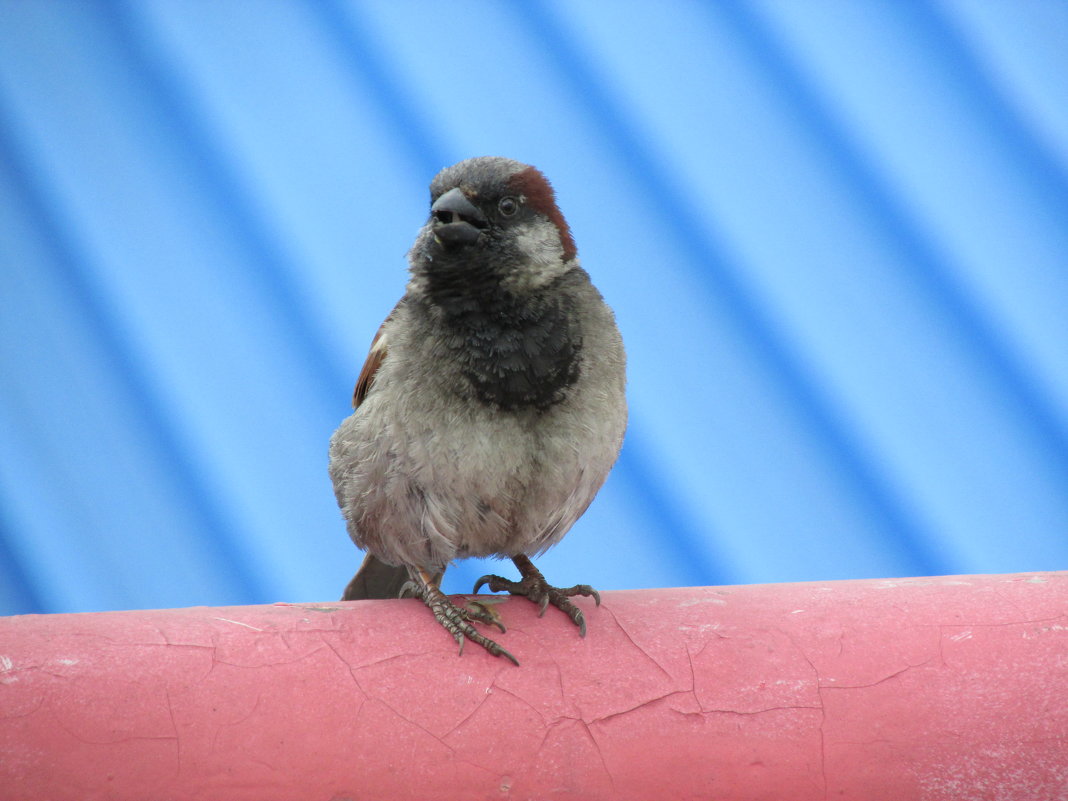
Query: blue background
[{"left": 2, "top": 1, "right": 1067, "bottom": 615}]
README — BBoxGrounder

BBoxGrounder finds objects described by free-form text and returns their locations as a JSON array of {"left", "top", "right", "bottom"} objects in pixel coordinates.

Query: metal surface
[
  {"left": 1, "top": 2, "right": 1067, "bottom": 613},
  {"left": 2, "top": 573, "right": 1066, "bottom": 799}
]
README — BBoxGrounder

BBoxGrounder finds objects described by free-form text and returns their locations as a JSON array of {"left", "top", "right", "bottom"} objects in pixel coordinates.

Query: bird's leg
[
  {"left": 400, "top": 568, "right": 519, "bottom": 666},
  {"left": 473, "top": 555, "right": 601, "bottom": 637}
]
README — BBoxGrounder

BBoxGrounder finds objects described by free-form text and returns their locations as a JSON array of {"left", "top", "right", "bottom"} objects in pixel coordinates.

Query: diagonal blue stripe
[
  {"left": 721, "top": 0, "right": 1068, "bottom": 494},
  {"left": 921, "top": 2, "right": 1068, "bottom": 202},
  {"left": 0, "top": 99, "right": 270, "bottom": 605},
  {"left": 308, "top": 0, "right": 452, "bottom": 182},
  {"left": 0, "top": 497, "right": 47, "bottom": 614},
  {"left": 516, "top": 0, "right": 950, "bottom": 577},
  {"left": 615, "top": 428, "right": 738, "bottom": 587},
  {"left": 105, "top": 0, "right": 347, "bottom": 411}
]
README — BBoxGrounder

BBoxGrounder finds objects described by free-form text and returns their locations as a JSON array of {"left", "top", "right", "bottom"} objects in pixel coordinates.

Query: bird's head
[{"left": 409, "top": 157, "right": 577, "bottom": 296}]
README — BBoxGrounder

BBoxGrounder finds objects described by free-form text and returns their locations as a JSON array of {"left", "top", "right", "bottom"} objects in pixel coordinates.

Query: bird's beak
[{"left": 431, "top": 187, "right": 487, "bottom": 248}]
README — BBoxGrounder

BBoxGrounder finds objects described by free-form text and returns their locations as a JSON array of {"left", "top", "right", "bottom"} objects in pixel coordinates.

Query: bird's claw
[
  {"left": 473, "top": 559, "right": 600, "bottom": 638},
  {"left": 406, "top": 580, "right": 518, "bottom": 665},
  {"left": 464, "top": 599, "right": 507, "bottom": 633}
]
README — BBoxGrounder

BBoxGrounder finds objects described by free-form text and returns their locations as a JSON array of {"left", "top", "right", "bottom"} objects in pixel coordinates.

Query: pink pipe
[{"left": 2, "top": 572, "right": 1066, "bottom": 800}]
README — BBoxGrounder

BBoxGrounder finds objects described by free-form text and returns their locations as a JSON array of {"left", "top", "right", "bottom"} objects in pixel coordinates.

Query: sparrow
[{"left": 329, "top": 157, "right": 627, "bottom": 665}]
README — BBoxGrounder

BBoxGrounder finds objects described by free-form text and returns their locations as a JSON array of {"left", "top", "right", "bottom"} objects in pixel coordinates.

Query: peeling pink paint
[{"left": 1, "top": 573, "right": 1066, "bottom": 800}]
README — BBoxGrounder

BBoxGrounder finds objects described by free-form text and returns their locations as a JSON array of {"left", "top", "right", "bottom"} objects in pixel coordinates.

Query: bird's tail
[{"left": 341, "top": 553, "right": 411, "bottom": 600}]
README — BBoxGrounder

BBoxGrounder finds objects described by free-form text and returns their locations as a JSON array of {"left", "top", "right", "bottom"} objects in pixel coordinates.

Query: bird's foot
[
  {"left": 399, "top": 579, "right": 518, "bottom": 666},
  {"left": 473, "top": 555, "right": 600, "bottom": 637}
]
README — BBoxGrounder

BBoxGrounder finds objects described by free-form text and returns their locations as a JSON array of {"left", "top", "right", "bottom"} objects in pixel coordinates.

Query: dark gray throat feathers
[{"left": 420, "top": 272, "right": 583, "bottom": 412}]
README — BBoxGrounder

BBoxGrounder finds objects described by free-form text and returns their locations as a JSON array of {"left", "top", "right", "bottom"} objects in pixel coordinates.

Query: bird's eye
[{"left": 498, "top": 196, "right": 519, "bottom": 217}]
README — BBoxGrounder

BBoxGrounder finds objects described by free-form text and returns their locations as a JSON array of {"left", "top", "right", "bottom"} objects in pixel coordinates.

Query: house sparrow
[{"left": 329, "top": 157, "right": 627, "bottom": 665}]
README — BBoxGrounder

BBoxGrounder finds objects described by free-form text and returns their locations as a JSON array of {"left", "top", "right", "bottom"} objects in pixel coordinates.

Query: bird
[{"left": 329, "top": 157, "right": 627, "bottom": 665}]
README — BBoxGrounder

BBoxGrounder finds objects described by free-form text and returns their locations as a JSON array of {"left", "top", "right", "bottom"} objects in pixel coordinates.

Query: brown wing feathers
[{"left": 352, "top": 324, "right": 388, "bottom": 409}]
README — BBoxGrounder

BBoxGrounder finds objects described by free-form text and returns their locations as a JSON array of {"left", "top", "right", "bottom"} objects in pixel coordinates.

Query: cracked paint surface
[{"left": 1, "top": 572, "right": 1067, "bottom": 800}]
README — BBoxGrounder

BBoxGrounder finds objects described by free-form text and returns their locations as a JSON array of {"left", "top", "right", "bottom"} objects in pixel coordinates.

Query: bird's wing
[
  {"left": 342, "top": 298, "right": 417, "bottom": 601},
  {"left": 351, "top": 299, "right": 404, "bottom": 409}
]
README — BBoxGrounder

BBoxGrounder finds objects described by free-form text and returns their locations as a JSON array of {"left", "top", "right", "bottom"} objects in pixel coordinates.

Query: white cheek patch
[{"left": 507, "top": 221, "right": 570, "bottom": 290}]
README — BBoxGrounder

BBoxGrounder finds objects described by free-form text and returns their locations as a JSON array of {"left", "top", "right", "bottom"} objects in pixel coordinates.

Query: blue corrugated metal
[{"left": 1, "top": 0, "right": 1066, "bottom": 614}]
